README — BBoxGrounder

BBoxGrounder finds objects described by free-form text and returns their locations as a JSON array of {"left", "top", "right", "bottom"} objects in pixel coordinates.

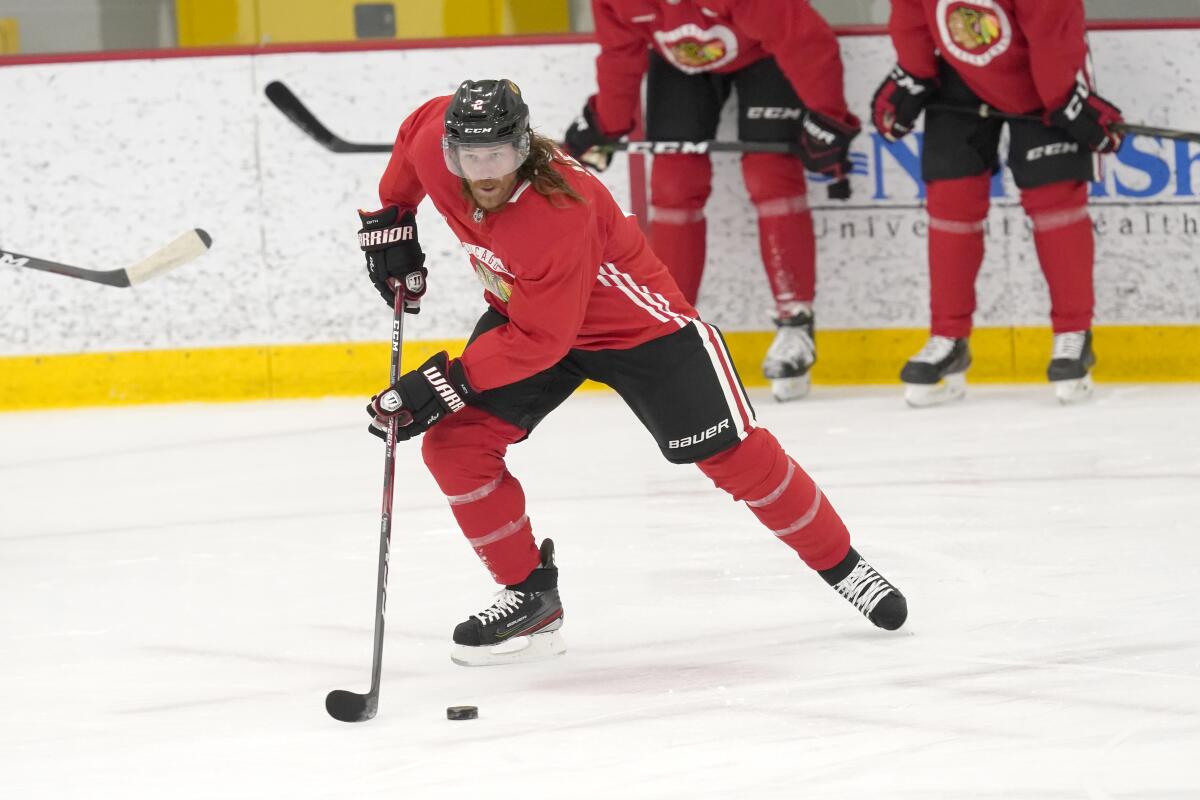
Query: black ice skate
[
  {"left": 763, "top": 305, "right": 816, "bottom": 402},
  {"left": 900, "top": 335, "right": 971, "bottom": 408},
  {"left": 1047, "top": 330, "right": 1096, "bottom": 405},
  {"left": 819, "top": 547, "right": 907, "bottom": 631},
  {"left": 451, "top": 539, "right": 566, "bottom": 667}
]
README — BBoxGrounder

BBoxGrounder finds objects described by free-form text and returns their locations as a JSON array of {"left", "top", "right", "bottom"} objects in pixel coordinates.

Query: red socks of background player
[{"left": 926, "top": 176, "right": 1094, "bottom": 337}]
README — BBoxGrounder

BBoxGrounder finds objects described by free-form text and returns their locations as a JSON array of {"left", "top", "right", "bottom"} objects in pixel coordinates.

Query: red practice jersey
[
  {"left": 889, "top": 0, "right": 1091, "bottom": 114},
  {"left": 377, "top": 96, "right": 697, "bottom": 392},
  {"left": 591, "top": 0, "right": 849, "bottom": 135}
]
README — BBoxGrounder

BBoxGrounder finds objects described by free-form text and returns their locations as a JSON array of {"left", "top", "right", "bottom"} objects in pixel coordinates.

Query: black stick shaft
[
  {"left": 927, "top": 103, "right": 1200, "bottom": 144},
  {"left": 362, "top": 292, "right": 405, "bottom": 705},
  {"left": 0, "top": 249, "right": 131, "bottom": 286},
  {"left": 265, "top": 80, "right": 799, "bottom": 155},
  {"left": 366, "top": 291, "right": 406, "bottom": 701}
]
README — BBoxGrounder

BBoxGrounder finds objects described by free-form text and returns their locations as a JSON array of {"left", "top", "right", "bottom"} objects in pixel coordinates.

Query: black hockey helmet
[{"left": 443, "top": 78, "right": 532, "bottom": 180}]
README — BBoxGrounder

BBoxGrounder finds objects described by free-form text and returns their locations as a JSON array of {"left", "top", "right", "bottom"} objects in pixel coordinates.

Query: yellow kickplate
[{"left": 2, "top": 326, "right": 1197, "bottom": 411}]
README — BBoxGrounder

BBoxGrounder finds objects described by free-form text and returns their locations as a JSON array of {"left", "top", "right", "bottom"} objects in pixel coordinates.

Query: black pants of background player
[
  {"left": 921, "top": 61, "right": 1099, "bottom": 339},
  {"left": 418, "top": 308, "right": 854, "bottom": 587},
  {"left": 642, "top": 51, "right": 815, "bottom": 314}
]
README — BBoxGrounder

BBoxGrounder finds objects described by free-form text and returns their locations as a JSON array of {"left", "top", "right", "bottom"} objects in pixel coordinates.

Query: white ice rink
[{"left": 3, "top": 384, "right": 1199, "bottom": 799}]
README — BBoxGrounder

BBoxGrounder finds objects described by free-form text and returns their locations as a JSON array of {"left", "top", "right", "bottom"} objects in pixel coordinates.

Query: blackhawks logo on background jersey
[
  {"left": 653, "top": 23, "right": 738, "bottom": 74},
  {"left": 936, "top": 0, "right": 1012, "bottom": 67},
  {"left": 948, "top": 7, "right": 1001, "bottom": 49}
]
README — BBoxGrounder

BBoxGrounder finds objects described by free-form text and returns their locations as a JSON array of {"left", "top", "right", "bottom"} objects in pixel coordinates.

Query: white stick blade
[{"left": 124, "top": 229, "right": 213, "bottom": 286}]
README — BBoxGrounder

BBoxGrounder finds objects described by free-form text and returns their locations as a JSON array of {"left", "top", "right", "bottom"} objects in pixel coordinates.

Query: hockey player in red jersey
[
  {"left": 562, "top": 0, "right": 861, "bottom": 402},
  {"left": 358, "top": 78, "right": 905, "bottom": 666},
  {"left": 872, "top": 0, "right": 1123, "bottom": 406}
]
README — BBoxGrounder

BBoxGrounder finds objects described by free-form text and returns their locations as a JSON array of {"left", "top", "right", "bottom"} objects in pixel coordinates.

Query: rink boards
[{"left": 1, "top": 28, "right": 1198, "bottom": 409}]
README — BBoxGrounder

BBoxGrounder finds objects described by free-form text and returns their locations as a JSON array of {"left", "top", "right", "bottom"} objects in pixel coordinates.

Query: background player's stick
[
  {"left": 0, "top": 229, "right": 212, "bottom": 288},
  {"left": 927, "top": 103, "right": 1200, "bottom": 144},
  {"left": 325, "top": 286, "right": 406, "bottom": 724},
  {"left": 265, "top": 80, "right": 802, "bottom": 156}
]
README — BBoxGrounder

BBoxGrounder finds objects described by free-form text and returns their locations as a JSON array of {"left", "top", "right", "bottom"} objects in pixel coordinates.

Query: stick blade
[
  {"left": 325, "top": 689, "right": 377, "bottom": 723},
  {"left": 124, "top": 228, "right": 212, "bottom": 286},
  {"left": 265, "top": 80, "right": 343, "bottom": 152},
  {"left": 265, "top": 80, "right": 392, "bottom": 153}
]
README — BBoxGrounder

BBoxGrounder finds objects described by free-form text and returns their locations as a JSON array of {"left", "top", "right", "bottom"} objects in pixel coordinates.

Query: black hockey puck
[{"left": 446, "top": 705, "right": 478, "bottom": 721}]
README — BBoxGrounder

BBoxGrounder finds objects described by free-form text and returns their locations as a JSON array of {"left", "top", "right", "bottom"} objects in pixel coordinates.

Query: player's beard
[{"left": 465, "top": 171, "right": 519, "bottom": 212}]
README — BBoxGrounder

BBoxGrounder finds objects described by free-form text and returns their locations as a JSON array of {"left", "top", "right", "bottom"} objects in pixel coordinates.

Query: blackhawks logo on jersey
[
  {"left": 936, "top": 0, "right": 1012, "bottom": 67},
  {"left": 461, "top": 242, "right": 515, "bottom": 303},
  {"left": 653, "top": 23, "right": 738, "bottom": 74},
  {"left": 472, "top": 257, "right": 512, "bottom": 303}
]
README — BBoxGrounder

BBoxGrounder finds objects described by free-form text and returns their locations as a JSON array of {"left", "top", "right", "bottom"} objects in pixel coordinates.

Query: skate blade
[
  {"left": 450, "top": 629, "right": 566, "bottom": 667},
  {"left": 904, "top": 373, "right": 967, "bottom": 408},
  {"left": 1053, "top": 374, "right": 1094, "bottom": 405},
  {"left": 771, "top": 374, "right": 811, "bottom": 402}
]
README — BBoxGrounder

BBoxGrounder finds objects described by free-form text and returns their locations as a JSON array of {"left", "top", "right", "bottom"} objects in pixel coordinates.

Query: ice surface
[{"left": 2, "top": 385, "right": 1199, "bottom": 799}]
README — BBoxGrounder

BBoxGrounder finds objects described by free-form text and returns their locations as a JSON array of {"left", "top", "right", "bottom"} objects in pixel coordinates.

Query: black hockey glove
[
  {"left": 366, "top": 352, "right": 476, "bottom": 442},
  {"left": 872, "top": 64, "right": 937, "bottom": 142},
  {"left": 797, "top": 109, "right": 861, "bottom": 197},
  {"left": 358, "top": 206, "right": 428, "bottom": 311},
  {"left": 1048, "top": 79, "right": 1125, "bottom": 154},
  {"left": 564, "top": 98, "right": 622, "bottom": 172}
]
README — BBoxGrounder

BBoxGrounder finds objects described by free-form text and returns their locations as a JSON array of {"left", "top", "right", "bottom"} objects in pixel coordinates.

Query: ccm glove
[
  {"left": 358, "top": 206, "right": 428, "bottom": 311},
  {"left": 1048, "top": 79, "right": 1125, "bottom": 154},
  {"left": 872, "top": 64, "right": 937, "bottom": 142},
  {"left": 797, "top": 109, "right": 861, "bottom": 195},
  {"left": 366, "top": 352, "right": 475, "bottom": 442},
  {"left": 563, "top": 98, "right": 623, "bottom": 172}
]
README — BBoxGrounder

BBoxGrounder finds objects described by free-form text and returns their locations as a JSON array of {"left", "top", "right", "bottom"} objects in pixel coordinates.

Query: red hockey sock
[
  {"left": 1021, "top": 181, "right": 1095, "bottom": 333},
  {"left": 696, "top": 428, "right": 850, "bottom": 571},
  {"left": 421, "top": 407, "right": 540, "bottom": 586},
  {"left": 927, "top": 175, "right": 991, "bottom": 339},
  {"left": 650, "top": 215, "right": 707, "bottom": 304},
  {"left": 742, "top": 153, "right": 815, "bottom": 309},
  {"left": 650, "top": 154, "right": 713, "bottom": 305}
]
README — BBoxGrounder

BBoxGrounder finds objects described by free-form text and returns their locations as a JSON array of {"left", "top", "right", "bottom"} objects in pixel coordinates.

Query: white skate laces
[
  {"left": 473, "top": 589, "right": 524, "bottom": 624},
  {"left": 1051, "top": 331, "right": 1088, "bottom": 361},
  {"left": 833, "top": 560, "right": 894, "bottom": 618},
  {"left": 910, "top": 335, "right": 958, "bottom": 364}
]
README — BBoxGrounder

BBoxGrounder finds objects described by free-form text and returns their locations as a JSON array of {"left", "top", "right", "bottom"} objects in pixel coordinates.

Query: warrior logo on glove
[
  {"left": 423, "top": 365, "right": 466, "bottom": 412},
  {"left": 405, "top": 271, "right": 426, "bottom": 297},
  {"left": 367, "top": 352, "right": 475, "bottom": 442},
  {"left": 358, "top": 206, "right": 428, "bottom": 311},
  {"left": 377, "top": 390, "right": 403, "bottom": 413}
]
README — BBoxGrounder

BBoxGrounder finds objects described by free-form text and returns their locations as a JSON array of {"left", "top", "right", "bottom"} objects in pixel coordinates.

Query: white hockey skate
[
  {"left": 450, "top": 539, "right": 567, "bottom": 667},
  {"left": 900, "top": 336, "right": 971, "bottom": 408},
  {"left": 1048, "top": 330, "right": 1096, "bottom": 405},
  {"left": 763, "top": 306, "right": 816, "bottom": 402}
]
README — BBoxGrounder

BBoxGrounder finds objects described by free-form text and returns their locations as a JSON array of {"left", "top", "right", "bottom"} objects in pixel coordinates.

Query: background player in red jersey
[
  {"left": 562, "top": 0, "right": 861, "bottom": 402},
  {"left": 871, "top": 0, "right": 1124, "bottom": 406},
  {"left": 358, "top": 78, "right": 905, "bottom": 666}
]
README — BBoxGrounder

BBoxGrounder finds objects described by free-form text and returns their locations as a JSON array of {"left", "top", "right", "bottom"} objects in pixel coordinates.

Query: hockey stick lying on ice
[
  {"left": 0, "top": 229, "right": 213, "bottom": 288},
  {"left": 326, "top": 284, "right": 407, "bottom": 724},
  {"left": 265, "top": 80, "right": 801, "bottom": 156},
  {"left": 927, "top": 103, "right": 1200, "bottom": 144}
]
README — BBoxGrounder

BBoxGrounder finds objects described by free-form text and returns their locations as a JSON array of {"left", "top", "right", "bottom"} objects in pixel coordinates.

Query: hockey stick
[
  {"left": 326, "top": 287, "right": 406, "bottom": 724},
  {"left": 264, "top": 80, "right": 802, "bottom": 156},
  {"left": 927, "top": 102, "right": 1200, "bottom": 144},
  {"left": 0, "top": 229, "right": 212, "bottom": 288}
]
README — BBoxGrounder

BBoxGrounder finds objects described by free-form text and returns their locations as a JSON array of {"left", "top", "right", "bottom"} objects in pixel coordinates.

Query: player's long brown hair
[{"left": 518, "top": 132, "right": 585, "bottom": 205}]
